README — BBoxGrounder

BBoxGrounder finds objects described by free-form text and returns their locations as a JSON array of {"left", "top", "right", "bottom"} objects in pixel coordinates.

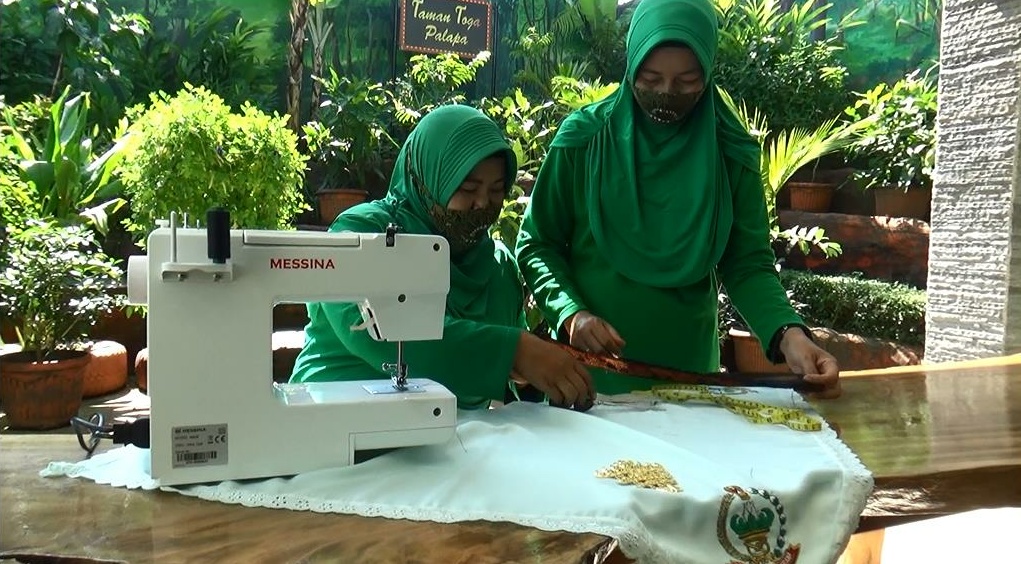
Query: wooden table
[
  {"left": 818, "top": 354, "right": 1021, "bottom": 531},
  {"left": 0, "top": 434, "right": 615, "bottom": 563},
  {"left": 3, "top": 355, "right": 1020, "bottom": 563}
]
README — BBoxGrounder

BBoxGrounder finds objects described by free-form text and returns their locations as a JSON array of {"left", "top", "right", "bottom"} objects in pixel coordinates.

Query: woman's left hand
[{"left": 779, "top": 328, "right": 841, "bottom": 399}]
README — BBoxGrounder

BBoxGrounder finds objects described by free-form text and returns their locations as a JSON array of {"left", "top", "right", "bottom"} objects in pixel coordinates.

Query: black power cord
[{"left": 70, "top": 413, "right": 150, "bottom": 457}]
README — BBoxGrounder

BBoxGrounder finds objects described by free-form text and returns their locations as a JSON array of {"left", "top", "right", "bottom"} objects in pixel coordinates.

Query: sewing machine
[{"left": 126, "top": 209, "right": 457, "bottom": 487}]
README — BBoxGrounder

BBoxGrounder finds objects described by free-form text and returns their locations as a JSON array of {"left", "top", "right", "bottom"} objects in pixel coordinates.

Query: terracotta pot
[
  {"left": 316, "top": 188, "right": 369, "bottom": 226},
  {"left": 0, "top": 349, "right": 89, "bottom": 429},
  {"left": 728, "top": 329, "right": 790, "bottom": 374},
  {"left": 874, "top": 186, "right": 931, "bottom": 220},
  {"left": 82, "top": 340, "right": 129, "bottom": 398},
  {"left": 787, "top": 182, "right": 834, "bottom": 213}
]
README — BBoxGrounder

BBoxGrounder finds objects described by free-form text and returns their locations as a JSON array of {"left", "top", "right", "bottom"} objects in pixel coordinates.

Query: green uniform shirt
[
  {"left": 290, "top": 105, "right": 525, "bottom": 410},
  {"left": 516, "top": 0, "right": 803, "bottom": 394}
]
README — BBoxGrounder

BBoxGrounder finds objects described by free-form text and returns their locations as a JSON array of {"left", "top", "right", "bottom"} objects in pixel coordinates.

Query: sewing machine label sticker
[{"left": 172, "top": 424, "right": 229, "bottom": 468}]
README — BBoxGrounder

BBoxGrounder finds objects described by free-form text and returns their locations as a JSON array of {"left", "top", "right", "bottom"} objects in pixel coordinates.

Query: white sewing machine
[{"left": 126, "top": 209, "right": 457, "bottom": 486}]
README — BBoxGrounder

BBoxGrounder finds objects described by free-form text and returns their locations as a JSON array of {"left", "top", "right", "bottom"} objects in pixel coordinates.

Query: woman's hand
[
  {"left": 513, "top": 332, "right": 596, "bottom": 411},
  {"left": 564, "top": 310, "right": 626, "bottom": 356},
  {"left": 780, "top": 328, "right": 841, "bottom": 399}
]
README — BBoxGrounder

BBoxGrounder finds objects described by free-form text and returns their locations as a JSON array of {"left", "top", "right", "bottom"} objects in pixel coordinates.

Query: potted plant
[
  {"left": 843, "top": 68, "right": 938, "bottom": 220},
  {"left": 303, "top": 72, "right": 396, "bottom": 226},
  {"left": 0, "top": 220, "right": 124, "bottom": 429},
  {"left": 117, "top": 84, "right": 308, "bottom": 245}
]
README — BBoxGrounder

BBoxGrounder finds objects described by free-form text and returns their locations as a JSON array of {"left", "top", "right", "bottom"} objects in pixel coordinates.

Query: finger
[
  {"left": 575, "top": 329, "right": 607, "bottom": 355},
  {"left": 803, "top": 356, "right": 839, "bottom": 384},
  {"left": 586, "top": 324, "right": 617, "bottom": 355},
  {"left": 509, "top": 370, "right": 528, "bottom": 386},
  {"left": 803, "top": 358, "right": 841, "bottom": 399},
  {"left": 544, "top": 384, "right": 566, "bottom": 407},
  {"left": 571, "top": 365, "right": 596, "bottom": 412},
  {"left": 575, "top": 362, "right": 595, "bottom": 401},
  {"left": 561, "top": 362, "right": 594, "bottom": 407},
  {"left": 604, "top": 321, "right": 627, "bottom": 348},
  {"left": 552, "top": 379, "right": 579, "bottom": 409}
]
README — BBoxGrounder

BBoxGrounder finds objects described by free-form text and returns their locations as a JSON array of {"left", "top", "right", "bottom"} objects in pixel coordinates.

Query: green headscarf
[
  {"left": 551, "top": 0, "right": 760, "bottom": 288},
  {"left": 332, "top": 104, "right": 517, "bottom": 318}
]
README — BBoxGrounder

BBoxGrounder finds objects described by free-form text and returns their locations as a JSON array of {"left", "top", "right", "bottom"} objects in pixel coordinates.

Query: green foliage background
[{"left": 826, "top": 0, "right": 940, "bottom": 89}]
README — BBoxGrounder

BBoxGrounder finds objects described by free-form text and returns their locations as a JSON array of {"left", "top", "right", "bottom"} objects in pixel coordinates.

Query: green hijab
[
  {"left": 332, "top": 104, "right": 517, "bottom": 318},
  {"left": 551, "top": 0, "right": 760, "bottom": 288}
]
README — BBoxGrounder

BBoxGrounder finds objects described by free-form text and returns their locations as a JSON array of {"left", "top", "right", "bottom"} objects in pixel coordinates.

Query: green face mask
[{"left": 632, "top": 87, "right": 703, "bottom": 124}]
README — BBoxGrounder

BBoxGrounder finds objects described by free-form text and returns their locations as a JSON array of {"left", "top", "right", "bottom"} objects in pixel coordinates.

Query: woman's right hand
[
  {"left": 565, "top": 311, "right": 626, "bottom": 356},
  {"left": 512, "top": 332, "right": 596, "bottom": 411}
]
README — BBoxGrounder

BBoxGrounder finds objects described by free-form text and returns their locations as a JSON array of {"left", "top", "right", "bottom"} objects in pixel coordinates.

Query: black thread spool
[{"left": 206, "top": 207, "right": 231, "bottom": 264}]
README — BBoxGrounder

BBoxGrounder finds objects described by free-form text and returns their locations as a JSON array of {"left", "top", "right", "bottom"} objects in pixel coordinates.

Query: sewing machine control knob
[{"left": 207, "top": 207, "right": 231, "bottom": 264}]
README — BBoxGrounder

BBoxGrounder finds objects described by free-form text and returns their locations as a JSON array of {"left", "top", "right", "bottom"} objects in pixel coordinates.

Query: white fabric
[{"left": 41, "top": 388, "right": 873, "bottom": 564}]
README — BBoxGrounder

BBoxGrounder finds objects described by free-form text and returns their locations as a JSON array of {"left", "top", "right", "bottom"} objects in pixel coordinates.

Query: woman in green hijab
[
  {"left": 515, "top": 0, "right": 840, "bottom": 398},
  {"left": 290, "top": 105, "right": 594, "bottom": 411}
]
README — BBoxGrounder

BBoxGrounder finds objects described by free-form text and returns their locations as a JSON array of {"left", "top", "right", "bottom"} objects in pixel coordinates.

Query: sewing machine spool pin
[
  {"left": 159, "top": 208, "right": 234, "bottom": 283},
  {"left": 206, "top": 207, "right": 231, "bottom": 265}
]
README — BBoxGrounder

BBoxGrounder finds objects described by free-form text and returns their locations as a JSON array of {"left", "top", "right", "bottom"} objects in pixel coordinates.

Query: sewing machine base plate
[{"left": 363, "top": 382, "right": 427, "bottom": 394}]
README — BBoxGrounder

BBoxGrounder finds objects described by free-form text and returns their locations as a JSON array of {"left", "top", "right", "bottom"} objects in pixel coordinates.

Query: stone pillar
[{"left": 925, "top": 0, "right": 1021, "bottom": 362}]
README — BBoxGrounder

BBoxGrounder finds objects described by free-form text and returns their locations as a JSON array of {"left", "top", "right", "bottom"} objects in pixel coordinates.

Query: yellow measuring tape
[{"left": 638, "top": 384, "right": 823, "bottom": 432}]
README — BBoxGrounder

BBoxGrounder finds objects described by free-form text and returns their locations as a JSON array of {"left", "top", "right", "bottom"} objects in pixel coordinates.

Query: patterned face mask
[
  {"left": 632, "top": 87, "right": 703, "bottom": 124},
  {"left": 427, "top": 205, "right": 501, "bottom": 256},
  {"left": 410, "top": 160, "right": 500, "bottom": 256}
]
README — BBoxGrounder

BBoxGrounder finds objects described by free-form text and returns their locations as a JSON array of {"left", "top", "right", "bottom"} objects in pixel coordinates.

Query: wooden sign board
[{"left": 399, "top": 0, "right": 493, "bottom": 59}]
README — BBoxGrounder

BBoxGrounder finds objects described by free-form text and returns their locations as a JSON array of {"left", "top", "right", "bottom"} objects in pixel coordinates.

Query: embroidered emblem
[{"left": 716, "top": 486, "right": 801, "bottom": 564}]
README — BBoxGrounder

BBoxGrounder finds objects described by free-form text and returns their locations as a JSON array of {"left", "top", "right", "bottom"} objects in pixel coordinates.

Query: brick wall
[{"left": 926, "top": 0, "right": 1021, "bottom": 361}]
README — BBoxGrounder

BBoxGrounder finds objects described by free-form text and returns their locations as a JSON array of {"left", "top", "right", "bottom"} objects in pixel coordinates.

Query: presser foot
[{"left": 370, "top": 362, "right": 424, "bottom": 394}]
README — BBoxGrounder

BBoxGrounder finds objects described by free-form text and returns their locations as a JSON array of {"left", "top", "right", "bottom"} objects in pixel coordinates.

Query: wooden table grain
[
  {"left": 0, "top": 435, "right": 615, "bottom": 563},
  {"left": 3, "top": 355, "right": 1020, "bottom": 563},
  {"left": 817, "top": 354, "right": 1021, "bottom": 530}
]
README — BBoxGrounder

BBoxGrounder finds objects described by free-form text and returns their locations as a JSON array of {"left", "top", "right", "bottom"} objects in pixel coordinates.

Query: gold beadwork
[{"left": 596, "top": 459, "right": 682, "bottom": 493}]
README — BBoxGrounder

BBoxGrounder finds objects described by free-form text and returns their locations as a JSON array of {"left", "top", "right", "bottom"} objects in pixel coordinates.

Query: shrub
[
  {"left": 715, "top": 0, "right": 861, "bottom": 133},
  {"left": 0, "top": 220, "right": 124, "bottom": 360},
  {"left": 843, "top": 67, "right": 938, "bottom": 191},
  {"left": 779, "top": 270, "right": 926, "bottom": 345},
  {"left": 118, "top": 84, "right": 307, "bottom": 244}
]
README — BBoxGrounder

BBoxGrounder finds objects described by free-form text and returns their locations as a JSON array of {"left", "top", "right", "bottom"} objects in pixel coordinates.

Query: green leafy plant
[
  {"left": 480, "top": 76, "right": 618, "bottom": 180},
  {"left": 719, "top": 87, "right": 854, "bottom": 258},
  {"left": 779, "top": 270, "right": 927, "bottom": 345},
  {"left": 481, "top": 89, "right": 558, "bottom": 178},
  {"left": 715, "top": 0, "right": 862, "bottom": 133},
  {"left": 303, "top": 73, "right": 396, "bottom": 192},
  {"left": 118, "top": 84, "right": 308, "bottom": 245},
  {"left": 0, "top": 154, "right": 42, "bottom": 242},
  {"left": 0, "top": 219, "right": 124, "bottom": 361},
  {"left": 0, "top": 87, "right": 127, "bottom": 235},
  {"left": 843, "top": 67, "right": 938, "bottom": 192},
  {"left": 389, "top": 51, "right": 491, "bottom": 130}
]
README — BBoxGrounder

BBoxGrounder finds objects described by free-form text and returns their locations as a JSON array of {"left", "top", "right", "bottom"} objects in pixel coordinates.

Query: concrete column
[{"left": 925, "top": 0, "right": 1021, "bottom": 362}]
